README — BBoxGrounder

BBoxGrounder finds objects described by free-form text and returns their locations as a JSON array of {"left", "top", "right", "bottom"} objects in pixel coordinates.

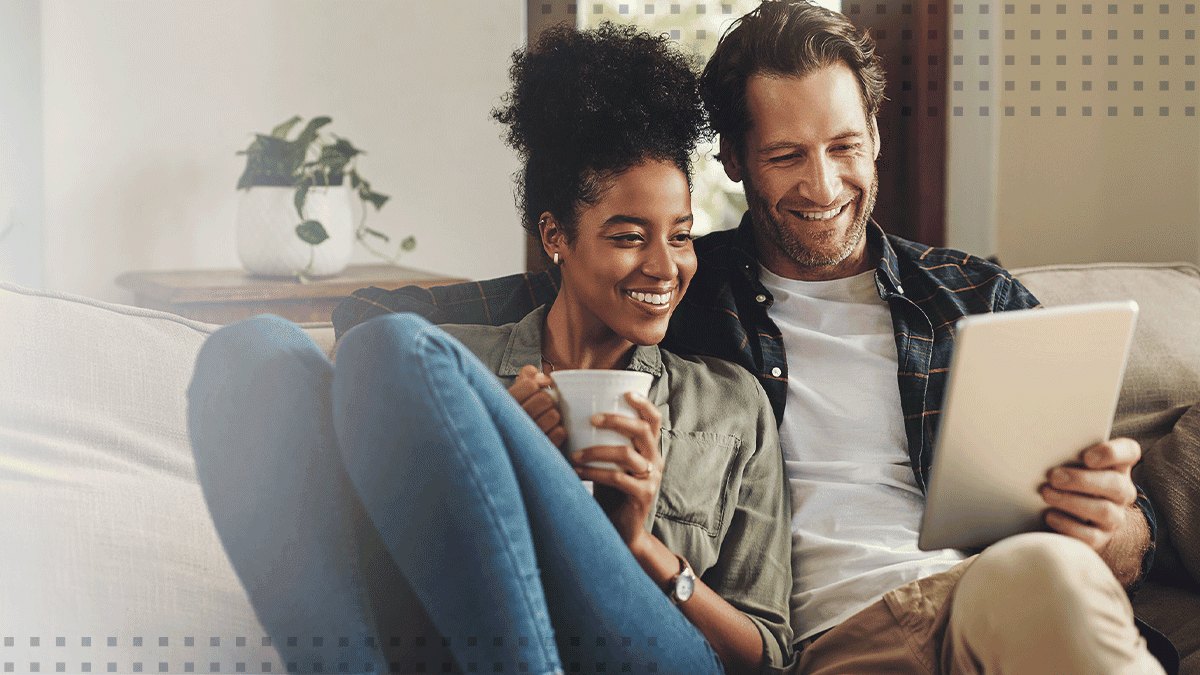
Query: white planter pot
[{"left": 236, "top": 184, "right": 355, "bottom": 277}]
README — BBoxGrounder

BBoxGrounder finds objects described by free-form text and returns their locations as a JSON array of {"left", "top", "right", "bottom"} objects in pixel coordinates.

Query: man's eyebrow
[{"left": 758, "top": 130, "right": 867, "bottom": 154}]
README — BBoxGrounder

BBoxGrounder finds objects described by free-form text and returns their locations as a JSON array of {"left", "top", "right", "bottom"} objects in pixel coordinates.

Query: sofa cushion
[{"left": 0, "top": 282, "right": 292, "bottom": 671}]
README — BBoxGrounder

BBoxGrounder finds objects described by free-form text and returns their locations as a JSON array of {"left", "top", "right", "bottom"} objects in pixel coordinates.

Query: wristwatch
[{"left": 665, "top": 554, "right": 696, "bottom": 605}]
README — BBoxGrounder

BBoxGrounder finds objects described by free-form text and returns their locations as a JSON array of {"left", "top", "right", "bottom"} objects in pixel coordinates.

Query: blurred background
[{"left": 0, "top": 0, "right": 1195, "bottom": 303}]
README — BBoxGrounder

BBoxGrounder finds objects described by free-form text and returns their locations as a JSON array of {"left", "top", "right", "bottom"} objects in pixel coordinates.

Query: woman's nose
[{"left": 641, "top": 240, "right": 678, "bottom": 279}]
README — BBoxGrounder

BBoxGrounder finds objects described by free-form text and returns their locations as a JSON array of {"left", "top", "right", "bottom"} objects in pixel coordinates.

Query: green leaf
[
  {"left": 237, "top": 134, "right": 299, "bottom": 188},
  {"left": 360, "top": 187, "right": 389, "bottom": 211},
  {"left": 315, "top": 144, "right": 352, "bottom": 174},
  {"left": 328, "top": 137, "right": 361, "bottom": 158},
  {"left": 294, "top": 116, "right": 332, "bottom": 154},
  {"left": 293, "top": 183, "right": 309, "bottom": 219},
  {"left": 295, "top": 220, "right": 329, "bottom": 245},
  {"left": 361, "top": 226, "right": 390, "bottom": 242},
  {"left": 400, "top": 235, "right": 417, "bottom": 251},
  {"left": 270, "top": 115, "right": 303, "bottom": 139}
]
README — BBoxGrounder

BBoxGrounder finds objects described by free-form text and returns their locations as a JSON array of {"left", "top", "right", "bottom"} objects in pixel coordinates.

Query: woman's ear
[{"left": 538, "top": 212, "right": 565, "bottom": 263}]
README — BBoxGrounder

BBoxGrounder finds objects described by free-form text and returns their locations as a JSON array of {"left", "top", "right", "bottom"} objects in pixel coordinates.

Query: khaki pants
[{"left": 790, "top": 532, "right": 1166, "bottom": 675}]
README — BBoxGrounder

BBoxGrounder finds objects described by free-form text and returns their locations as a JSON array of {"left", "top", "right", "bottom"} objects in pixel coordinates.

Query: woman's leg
[
  {"left": 332, "top": 313, "right": 724, "bottom": 675},
  {"left": 187, "top": 315, "right": 447, "bottom": 673}
]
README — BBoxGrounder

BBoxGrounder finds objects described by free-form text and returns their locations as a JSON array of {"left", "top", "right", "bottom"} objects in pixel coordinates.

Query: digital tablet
[{"left": 917, "top": 301, "right": 1139, "bottom": 551}]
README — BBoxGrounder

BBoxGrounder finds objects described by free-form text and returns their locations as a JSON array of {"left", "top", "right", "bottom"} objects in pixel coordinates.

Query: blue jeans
[{"left": 187, "top": 313, "right": 724, "bottom": 675}]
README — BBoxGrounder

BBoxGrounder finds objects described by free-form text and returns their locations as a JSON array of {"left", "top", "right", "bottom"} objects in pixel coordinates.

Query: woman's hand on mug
[
  {"left": 572, "top": 391, "right": 664, "bottom": 546},
  {"left": 508, "top": 364, "right": 567, "bottom": 448}
]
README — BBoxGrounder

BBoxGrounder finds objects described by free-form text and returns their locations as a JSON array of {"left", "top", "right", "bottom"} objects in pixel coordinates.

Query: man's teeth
[
  {"left": 628, "top": 291, "right": 670, "bottom": 305},
  {"left": 798, "top": 204, "right": 846, "bottom": 220}
]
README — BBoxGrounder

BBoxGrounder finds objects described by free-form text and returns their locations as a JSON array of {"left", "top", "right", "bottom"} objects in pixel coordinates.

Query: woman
[{"left": 188, "top": 23, "right": 790, "bottom": 675}]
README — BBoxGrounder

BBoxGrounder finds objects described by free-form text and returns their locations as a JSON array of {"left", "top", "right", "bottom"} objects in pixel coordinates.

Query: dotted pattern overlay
[
  {"left": 1, "top": 635, "right": 669, "bottom": 674},
  {"left": 537, "top": 1, "right": 1199, "bottom": 118}
]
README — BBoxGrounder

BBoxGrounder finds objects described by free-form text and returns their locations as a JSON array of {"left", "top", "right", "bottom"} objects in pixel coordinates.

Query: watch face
[{"left": 675, "top": 569, "right": 695, "bottom": 602}]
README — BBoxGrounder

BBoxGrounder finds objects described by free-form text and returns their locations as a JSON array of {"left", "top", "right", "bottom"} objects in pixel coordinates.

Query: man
[{"left": 332, "top": 2, "right": 1173, "bottom": 672}]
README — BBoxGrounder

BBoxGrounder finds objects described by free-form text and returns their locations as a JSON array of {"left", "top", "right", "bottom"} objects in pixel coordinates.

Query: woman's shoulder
[
  {"left": 657, "top": 348, "right": 774, "bottom": 430},
  {"left": 659, "top": 348, "right": 765, "bottom": 397},
  {"left": 437, "top": 321, "right": 518, "bottom": 373}
]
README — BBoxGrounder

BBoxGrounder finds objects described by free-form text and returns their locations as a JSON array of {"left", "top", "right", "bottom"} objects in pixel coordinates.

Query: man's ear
[
  {"left": 539, "top": 212, "right": 566, "bottom": 259},
  {"left": 719, "top": 137, "right": 744, "bottom": 183},
  {"left": 871, "top": 116, "right": 881, "bottom": 160}
]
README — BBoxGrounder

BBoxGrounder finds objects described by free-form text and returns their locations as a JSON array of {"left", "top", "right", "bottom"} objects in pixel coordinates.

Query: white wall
[
  {"left": 954, "top": 2, "right": 1200, "bottom": 269},
  {"left": 41, "top": 0, "right": 525, "bottom": 302},
  {"left": 0, "top": 0, "right": 43, "bottom": 289},
  {"left": 949, "top": 3, "right": 1199, "bottom": 268}
]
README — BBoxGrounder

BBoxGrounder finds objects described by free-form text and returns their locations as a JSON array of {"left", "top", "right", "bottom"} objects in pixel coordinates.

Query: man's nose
[{"left": 799, "top": 155, "right": 841, "bottom": 206}]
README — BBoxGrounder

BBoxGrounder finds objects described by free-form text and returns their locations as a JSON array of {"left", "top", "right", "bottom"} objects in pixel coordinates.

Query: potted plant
[{"left": 235, "top": 115, "right": 415, "bottom": 280}]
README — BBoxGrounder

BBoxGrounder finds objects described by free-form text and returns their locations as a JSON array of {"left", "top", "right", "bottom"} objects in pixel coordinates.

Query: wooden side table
[{"left": 116, "top": 264, "right": 467, "bottom": 325}]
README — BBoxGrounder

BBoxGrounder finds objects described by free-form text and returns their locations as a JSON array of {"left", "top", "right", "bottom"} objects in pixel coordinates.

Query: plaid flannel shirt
[{"left": 331, "top": 214, "right": 1157, "bottom": 588}]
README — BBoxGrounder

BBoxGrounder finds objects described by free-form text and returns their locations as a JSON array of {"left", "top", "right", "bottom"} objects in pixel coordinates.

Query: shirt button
[
  {"left": 770, "top": 367, "right": 782, "bottom": 377},
  {"left": 755, "top": 294, "right": 768, "bottom": 304}
]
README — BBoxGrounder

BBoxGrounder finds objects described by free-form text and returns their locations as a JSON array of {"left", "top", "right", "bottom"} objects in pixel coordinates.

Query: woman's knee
[
  {"left": 336, "top": 312, "right": 433, "bottom": 367},
  {"left": 193, "top": 315, "right": 324, "bottom": 386}
]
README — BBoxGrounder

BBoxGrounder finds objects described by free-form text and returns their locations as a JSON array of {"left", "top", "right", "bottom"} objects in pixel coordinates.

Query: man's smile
[{"left": 788, "top": 199, "right": 853, "bottom": 222}]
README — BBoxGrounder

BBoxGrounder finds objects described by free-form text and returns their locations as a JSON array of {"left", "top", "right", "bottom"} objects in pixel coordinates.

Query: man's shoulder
[
  {"left": 884, "top": 234, "right": 1040, "bottom": 313},
  {"left": 887, "top": 234, "right": 1011, "bottom": 277},
  {"left": 693, "top": 227, "right": 745, "bottom": 268}
]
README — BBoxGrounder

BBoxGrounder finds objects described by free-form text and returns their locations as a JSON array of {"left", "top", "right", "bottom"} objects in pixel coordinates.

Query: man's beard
[{"left": 744, "top": 171, "right": 879, "bottom": 268}]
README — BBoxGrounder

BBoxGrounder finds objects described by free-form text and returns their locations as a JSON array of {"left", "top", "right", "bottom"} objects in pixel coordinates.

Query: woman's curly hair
[{"left": 492, "top": 22, "right": 709, "bottom": 243}]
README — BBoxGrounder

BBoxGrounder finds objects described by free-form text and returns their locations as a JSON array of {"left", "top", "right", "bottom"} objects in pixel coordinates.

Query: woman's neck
[{"left": 542, "top": 295, "right": 636, "bottom": 372}]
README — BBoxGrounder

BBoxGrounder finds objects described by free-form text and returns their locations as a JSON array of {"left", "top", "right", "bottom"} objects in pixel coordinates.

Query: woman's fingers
[
  {"left": 572, "top": 444, "right": 654, "bottom": 477},
  {"left": 507, "top": 364, "right": 565, "bottom": 446},
  {"left": 589, "top": 392, "right": 662, "bottom": 463},
  {"left": 507, "top": 364, "right": 552, "bottom": 404}
]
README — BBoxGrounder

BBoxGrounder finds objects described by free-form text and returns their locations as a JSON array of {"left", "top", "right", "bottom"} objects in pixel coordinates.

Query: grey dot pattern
[
  {"left": 557, "top": 0, "right": 1199, "bottom": 118},
  {"left": 2, "top": 634, "right": 671, "bottom": 673}
]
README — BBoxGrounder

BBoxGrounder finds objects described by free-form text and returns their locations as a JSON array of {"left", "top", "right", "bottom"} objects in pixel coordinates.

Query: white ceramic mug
[{"left": 549, "top": 369, "right": 653, "bottom": 471}]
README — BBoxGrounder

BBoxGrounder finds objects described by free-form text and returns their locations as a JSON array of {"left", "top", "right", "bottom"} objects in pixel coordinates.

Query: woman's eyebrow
[{"left": 601, "top": 214, "right": 694, "bottom": 227}]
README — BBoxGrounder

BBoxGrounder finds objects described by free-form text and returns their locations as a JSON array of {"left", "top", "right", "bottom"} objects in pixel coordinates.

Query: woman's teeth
[
  {"left": 798, "top": 204, "right": 846, "bottom": 220},
  {"left": 627, "top": 291, "right": 669, "bottom": 306}
]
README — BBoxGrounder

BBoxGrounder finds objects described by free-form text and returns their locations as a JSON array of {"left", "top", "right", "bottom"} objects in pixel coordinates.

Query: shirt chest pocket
[{"left": 655, "top": 429, "right": 743, "bottom": 538}]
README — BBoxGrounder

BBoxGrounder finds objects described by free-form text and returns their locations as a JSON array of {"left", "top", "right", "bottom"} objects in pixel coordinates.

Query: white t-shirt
[{"left": 759, "top": 266, "right": 966, "bottom": 641}]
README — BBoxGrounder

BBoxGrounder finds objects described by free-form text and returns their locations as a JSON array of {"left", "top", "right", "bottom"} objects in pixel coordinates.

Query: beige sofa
[{"left": 1, "top": 262, "right": 1197, "bottom": 674}]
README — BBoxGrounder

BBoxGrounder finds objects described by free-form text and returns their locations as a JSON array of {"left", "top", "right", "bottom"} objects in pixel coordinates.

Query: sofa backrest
[
  {"left": 0, "top": 281, "right": 294, "bottom": 672},
  {"left": 1011, "top": 262, "right": 1200, "bottom": 448}
]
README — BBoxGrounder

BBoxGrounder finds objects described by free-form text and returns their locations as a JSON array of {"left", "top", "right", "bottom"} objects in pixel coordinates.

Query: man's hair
[
  {"left": 700, "top": 0, "right": 886, "bottom": 158},
  {"left": 492, "top": 22, "right": 709, "bottom": 243}
]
